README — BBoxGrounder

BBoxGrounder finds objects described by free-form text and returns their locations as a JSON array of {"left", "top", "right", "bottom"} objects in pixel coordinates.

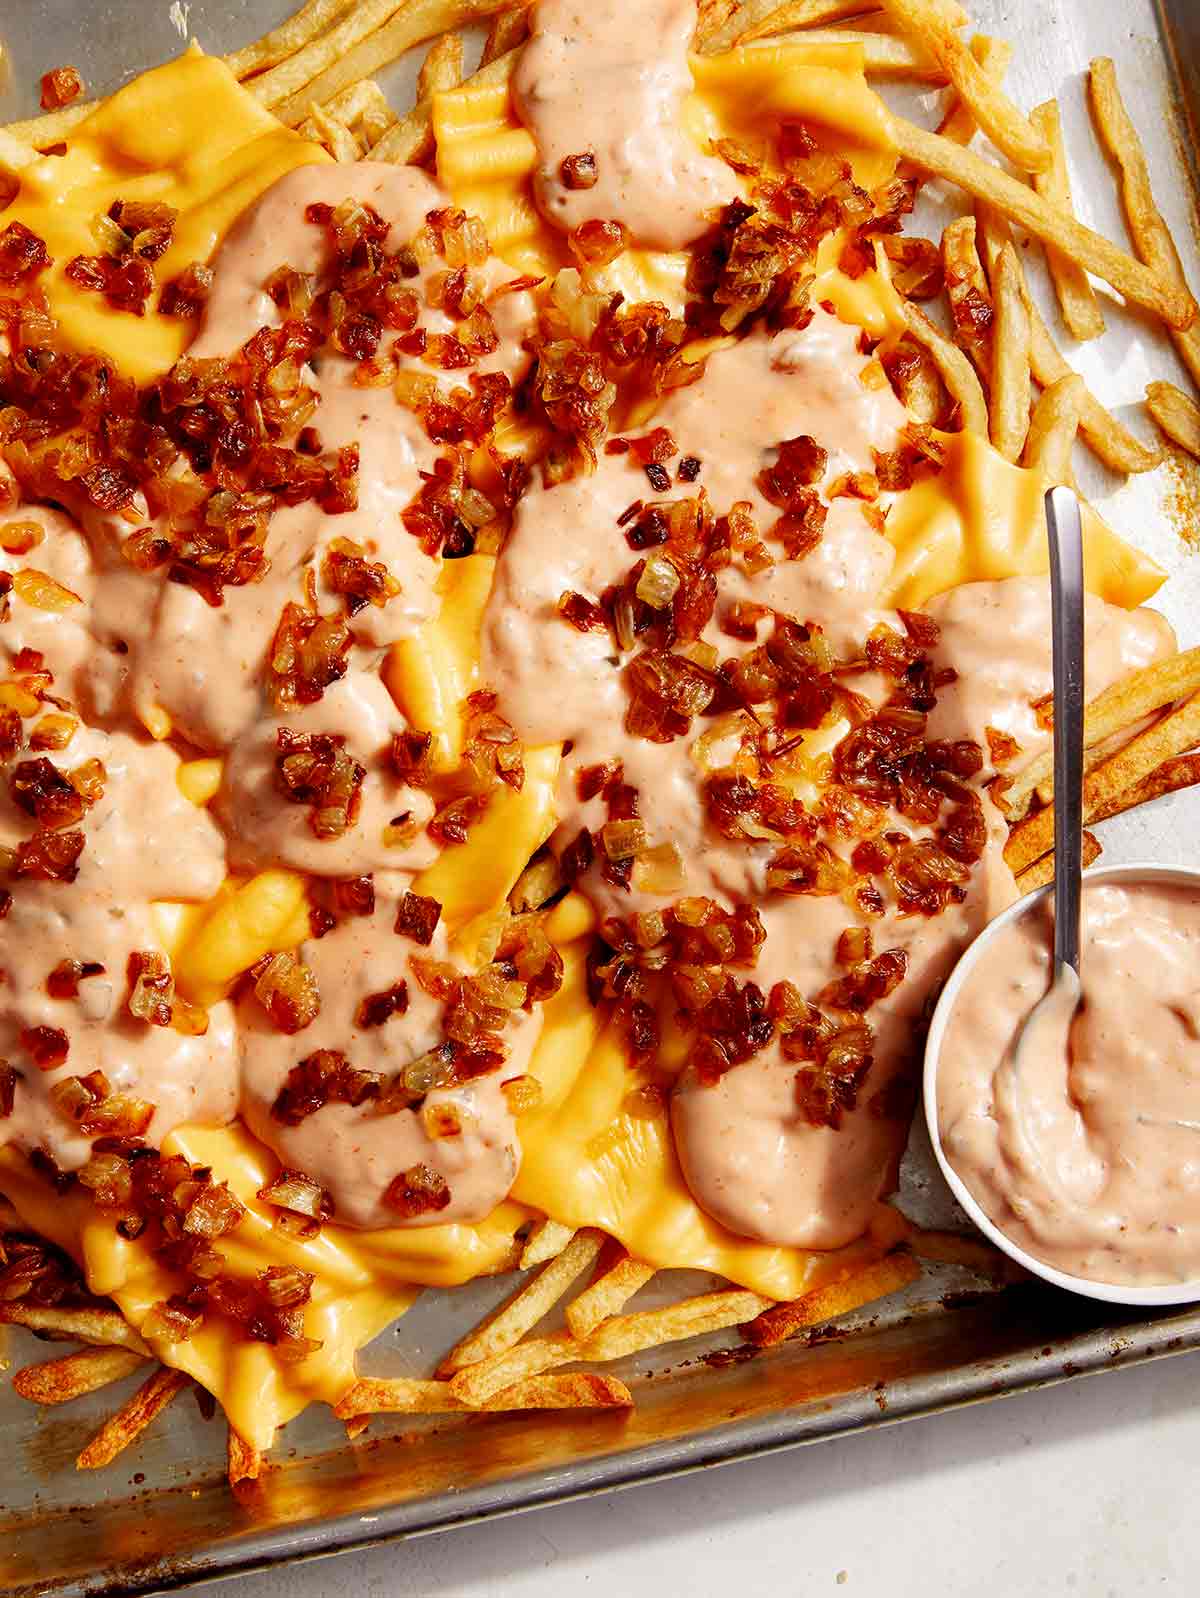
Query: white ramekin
[{"left": 924, "top": 860, "right": 1200, "bottom": 1307}]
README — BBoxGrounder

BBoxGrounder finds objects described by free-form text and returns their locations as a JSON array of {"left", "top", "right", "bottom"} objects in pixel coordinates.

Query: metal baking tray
[{"left": 2, "top": 1, "right": 1199, "bottom": 1592}]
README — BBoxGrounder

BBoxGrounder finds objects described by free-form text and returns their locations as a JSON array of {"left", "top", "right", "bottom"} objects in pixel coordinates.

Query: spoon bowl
[{"left": 923, "top": 860, "right": 1200, "bottom": 1307}]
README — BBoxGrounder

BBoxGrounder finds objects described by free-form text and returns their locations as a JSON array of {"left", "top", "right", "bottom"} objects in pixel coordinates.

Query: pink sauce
[
  {"left": 513, "top": 0, "right": 740, "bottom": 251},
  {"left": 937, "top": 881, "right": 1200, "bottom": 1287},
  {"left": 0, "top": 164, "right": 537, "bottom": 1228}
]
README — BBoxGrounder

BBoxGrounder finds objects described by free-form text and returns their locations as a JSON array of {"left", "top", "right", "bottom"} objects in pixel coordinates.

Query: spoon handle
[{"left": 1045, "top": 485, "right": 1085, "bottom": 979}]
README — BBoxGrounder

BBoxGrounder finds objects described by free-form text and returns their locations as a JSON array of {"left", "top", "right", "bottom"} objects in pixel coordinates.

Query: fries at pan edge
[{"left": 2, "top": 0, "right": 1200, "bottom": 1490}]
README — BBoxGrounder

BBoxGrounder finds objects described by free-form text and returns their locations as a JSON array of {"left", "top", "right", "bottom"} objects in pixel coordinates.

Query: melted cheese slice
[
  {"left": 5, "top": 47, "right": 328, "bottom": 383},
  {"left": 883, "top": 431, "right": 1166, "bottom": 609}
]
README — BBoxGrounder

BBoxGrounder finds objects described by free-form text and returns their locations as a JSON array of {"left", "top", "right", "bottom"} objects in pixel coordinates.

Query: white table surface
[{"left": 193, "top": 1348, "right": 1198, "bottom": 1598}]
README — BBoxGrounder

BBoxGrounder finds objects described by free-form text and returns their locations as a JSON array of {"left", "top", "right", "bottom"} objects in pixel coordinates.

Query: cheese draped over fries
[{"left": 0, "top": 31, "right": 1169, "bottom": 1454}]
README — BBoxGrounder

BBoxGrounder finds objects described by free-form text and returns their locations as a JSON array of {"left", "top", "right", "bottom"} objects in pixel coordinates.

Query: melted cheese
[
  {"left": 4, "top": 47, "right": 328, "bottom": 383},
  {"left": 883, "top": 431, "right": 1166, "bottom": 609}
]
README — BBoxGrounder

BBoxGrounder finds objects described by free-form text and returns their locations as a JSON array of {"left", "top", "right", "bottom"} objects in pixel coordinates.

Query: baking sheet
[{"left": 1, "top": 2, "right": 1199, "bottom": 1592}]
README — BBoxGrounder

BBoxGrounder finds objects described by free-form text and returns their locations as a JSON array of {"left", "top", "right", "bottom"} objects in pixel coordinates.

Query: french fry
[
  {"left": 0, "top": 130, "right": 38, "bottom": 175},
  {"left": 936, "top": 35, "right": 1011, "bottom": 147},
  {"left": 1146, "top": 380, "right": 1200, "bottom": 462},
  {"left": 302, "top": 102, "right": 360, "bottom": 160},
  {"left": 482, "top": 5, "right": 529, "bottom": 65},
  {"left": 565, "top": 1253, "right": 656, "bottom": 1341},
  {"left": 248, "top": 0, "right": 410, "bottom": 111},
  {"left": 1022, "top": 373, "right": 1085, "bottom": 486},
  {"left": 1002, "top": 647, "right": 1200, "bottom": 816},
  {"left": 224, "top": 0, "right": 355, "bottom": 81},
  {"left": 1004, "top": 691, "right": 1200, "bottom": 875},
  {"left": 1013, "top": 829, "right": 1101, "bottom": 892},
  {"left": 1, "top": 102, "right": 93, "bottom": 145},
  {"left": 13, "top": 1346, "right": 146, "bottom": 1406},
  {"left": 877, "top": 0, "right": 1047, "bottom": 173},
  {"left": 1030, "top": 101, "right": 1105, "bottom": 342},
  {"left": 437, "top": 1228, "right": 604, "bottom": 1375},
  {"left": 0, "top": 1302, "right": 152, "bottom": 1356},
  {"left": 894, "top": 117, "right": 1194, "bottom": 330},
  {"left": 975, "top": 203, "right": 1163, "bottom": 475},
  {"left": 762, "top": 31, "right": 944, "bottom": 81},
  {"left": 1087, "top": 753, "right": 1200, "bottom": 823},
  {"left": 322, "top": 78, "right": 397, "bottom": 144},
  {"left": 898, "top": 300, "right": 989, "bottom": 437},
  {"left": 700, "top": 0, "right": 892, "bottom": 52},
  {"left": 417, "top": 30, "right": 465, "bottom": 102},
  {"left": 270, "top": 0, "right": 518, "bottom": 129},
  {"left": 941, "top": 215, "right": 992, "bottom": 378},
  {"left": 1088, "top": 57, "right": 1200, "bottom": 392},
  {"left": 335, "top": 1371, "right": 631, "bottom": 1415},
  {"left": 882, "top": 335, "right": 945, "bottom": 424},
  {"left": 989, "top": 242, "right": 1032, "bottom": 462},
  {"left": 520, "top": 1218, "right": 577, "bottom": 1269},
  {"left": 450, "top": 1332, "right": 577, "bottom": 1405},
  {"left": 746, "top": 1253, "right": 920, "bottom": 1347},
  {"left": 76, "top": 1366, "right": 190, "bottom": 1470},
  {"left": 367, "top": 40, "right": 520, "bottom": 164},
  {"left": 581, "top": 1287, "right": 772, "bottom": 1362},
  {"left": 227, "top": 1428, "right": 263, "bottom": 1485}
]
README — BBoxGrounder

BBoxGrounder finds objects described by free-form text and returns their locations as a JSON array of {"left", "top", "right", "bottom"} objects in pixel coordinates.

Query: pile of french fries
[{"left": 3, "top": 0, "right": 1200, "bottom": 1486}]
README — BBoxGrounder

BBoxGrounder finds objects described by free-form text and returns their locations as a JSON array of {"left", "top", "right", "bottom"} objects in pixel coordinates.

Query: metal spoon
[{"left": 1012, "top": 485, "right": 1086, "bottom": 1063}]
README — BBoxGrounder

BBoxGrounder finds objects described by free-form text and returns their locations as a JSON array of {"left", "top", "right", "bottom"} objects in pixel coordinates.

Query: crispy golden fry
[
  {"left": 700, "top": 0, "right": 889, "bottom": 51},
  {"left": 227, "top": 1428, "right": 263, "bottom": 1485},
  {"left": 989, "top": 242, "right": 1032, "bottom": 462},
  {"left": 13, "top": 1346, "right": 146, "bottom": 1406},
  {"left": 936, "top": 35, "right": 1011, "bottom": 146},
  {"left": 224, "top": 0, "right": 355, "bottom": 80},
  {"left": 270, "top": 0, "right": 520, "bottom": 128},
  {"left": 417, "top": 30, "right": 464, "bottom": 101},
  {"left": 1022, "top": 373, "right": 1085, "bottom": 485},
  {"left": 1146, "top": 380, "right": 1200, "bottom": 461},
  {"left": 1088, "top": 753, "right": 1200, "bottom": 823},
  {"left": 450, "top": 1332, "right": 577, "bottom": 1405},
  {"left": 1014, "top": 829, "right": 1101, "bottom": 892},
  {"left": 1, "top": 101, "right": 93, "bottom": 145},
  {"left": 883, "top": 335, "right": 945, "bottom": 424},
  {"left": 746, "top": 1254, "right": 920, "bottom": 1347},
  {"left": 248, "top": 0, "right": 409, "bottom": 110},
  {"left": 1004, "top": 691, "right": 1200, "bottom": 874},
  {"left": 322, "top": 77, "right": 397, "bottom": 143},
  {"left": 1002, "top": 647, "right": 1200, "bottom": 816},
  {"left": 437, "top": 1228, "right": 604, "bottom": 1375},
  {"left": 519, "top": 1218, "right": 577, "bottom": 1269},
  {"left": 894, "top": 118, "right": 1194, "bottom": 329},
  {"left": 764, "top": 30, "right": 943, "bottom": 80},
  {"left": 76, "top": 1366, "right": 190, "bottom": 1471},
  {"left": 302, "top": 102, "right": 360, "bottom": 160},
  {"left": 941, "top": 215, "right": 992, "bottom": 378},
  {"left": 0, "top": 1302, "right": 152, "bottom": 1356},
  {"left": 0, "top": 130, "right": 38, "bottom": 176},
  {"left": 1089, "top": 57, "right": 1200, "bottom": 392},
  {"left": 582, "top": 1287, "right": 772, "bottom": 1361},
  {"left": 1030, "top": 101, "right": 1105, "bottom": 342},
  {"left": 975, "top": 203, "right": 1163, "bottom": 476},
  {"left": 482, "top": 5, "right": 529, "bottom": 64},
  {"left": 368, "top": 39, "right": 520, "bottom": 163},
  {"left": 565, "top": 1253, "right": 657, "bottom": 1341},
  {"left": 878, "top": 0, "right": 1047, "bottom": 172},
  {"left": 898, "top": 300, "right": 989, "bottom": 437},
  {"left": 335, "top": 1371, "right": 630, "bottom": 1415}
]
